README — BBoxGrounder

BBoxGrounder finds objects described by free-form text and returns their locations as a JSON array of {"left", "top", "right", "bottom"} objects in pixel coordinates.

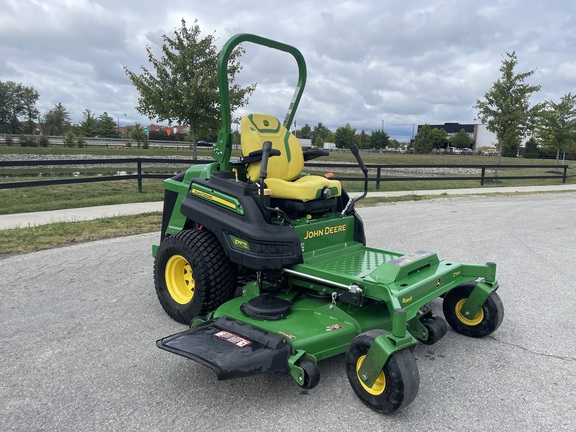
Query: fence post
[
  {"left": 563, "top": 165, "right": 568, "bottom": 184},
  {"left": 481, "top": 167, "right": 486, "bottom": 186},
  {"left": 137, "top": 160, "right": 143, "bottom": 193},
  {"left": 376, "top": 167, "right": 381, "bottom": 190}
]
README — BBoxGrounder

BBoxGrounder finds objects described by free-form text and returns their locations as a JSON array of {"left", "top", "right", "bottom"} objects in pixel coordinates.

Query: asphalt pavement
[{"left": 1, "top": 193, "right": 575, "bottom": 431}]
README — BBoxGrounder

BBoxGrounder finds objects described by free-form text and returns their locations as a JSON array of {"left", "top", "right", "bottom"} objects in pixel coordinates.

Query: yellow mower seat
[{"left": 241, "top": 114, "right": 341, "bottom": 202}]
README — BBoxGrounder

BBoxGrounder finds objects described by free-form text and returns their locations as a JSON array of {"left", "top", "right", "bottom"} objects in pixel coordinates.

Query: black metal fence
[{"left": 0, "top": 157, "right": 572, "bottom": 192}]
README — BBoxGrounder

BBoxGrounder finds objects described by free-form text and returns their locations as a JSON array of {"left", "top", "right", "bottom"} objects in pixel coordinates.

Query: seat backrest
[{"left": 241, "top": 114, "right": 304, "bottom": 182}]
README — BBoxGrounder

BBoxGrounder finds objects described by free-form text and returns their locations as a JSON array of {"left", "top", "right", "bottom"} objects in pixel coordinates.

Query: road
[{"left": 1, "top": 193, "right": 575, "bottom": 431}]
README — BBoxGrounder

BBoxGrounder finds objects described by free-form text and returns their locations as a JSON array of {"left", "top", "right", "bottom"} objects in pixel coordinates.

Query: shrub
[
  {"left": 63, "top": 131, "right": 76, "bottom": 147},
  {"left": 38, "top": 135, "right": 50, "bottom": 147}
]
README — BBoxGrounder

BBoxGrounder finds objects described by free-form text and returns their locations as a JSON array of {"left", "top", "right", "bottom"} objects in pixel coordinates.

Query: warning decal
[{"left": 213, "top": 330, "right": 251, "bottom": 347}]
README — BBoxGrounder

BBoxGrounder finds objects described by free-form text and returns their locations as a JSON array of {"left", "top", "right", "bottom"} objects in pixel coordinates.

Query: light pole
[{"left": 117, "top": 113, "right": 126, "bottom": 133}]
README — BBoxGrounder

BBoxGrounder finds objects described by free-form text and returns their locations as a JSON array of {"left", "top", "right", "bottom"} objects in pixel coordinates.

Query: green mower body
[{"left": 153, "top": 34, "right": 503, "bottom": 414}]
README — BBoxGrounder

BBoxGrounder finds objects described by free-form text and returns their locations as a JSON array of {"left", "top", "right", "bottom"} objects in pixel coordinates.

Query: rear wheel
[
  {"left": 345, "top": 330, "right": 419, "bottom": 414},
  {"left": 442, "top": 284, "right": 504, "bottom": 338},
  {"left": 154, "top": 229, "right": 236, "bottom": 324}
]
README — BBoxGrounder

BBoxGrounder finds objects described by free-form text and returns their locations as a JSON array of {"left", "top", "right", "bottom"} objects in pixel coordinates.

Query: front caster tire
[
  {"left": 442, "top": 284, "right": 504, "bottom": 338},
  {"left": 154, "top": 229, "right": 236, "bottom": 324},
  {"left": 419, "top": 315, "right": 448, "bottom": 345},
  {"left": 345, "top": 330, "right": 420, "bottom": 414}
]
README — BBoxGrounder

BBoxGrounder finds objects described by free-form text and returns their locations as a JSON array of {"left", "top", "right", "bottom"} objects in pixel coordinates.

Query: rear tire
[
  {"left": 154, "top": 229, "right": 236, "bottom": 324},
  {"left": 345, "top": 330, "right": 419, "bottom": 414}
]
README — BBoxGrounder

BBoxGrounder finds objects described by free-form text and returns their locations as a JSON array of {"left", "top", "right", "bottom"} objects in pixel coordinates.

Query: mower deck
[{"left": 158, "top": 242, "right": 497, "bottom": 378}]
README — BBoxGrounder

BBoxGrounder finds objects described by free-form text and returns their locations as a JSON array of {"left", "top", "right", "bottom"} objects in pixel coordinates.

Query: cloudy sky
[{"left": 2, "top": 0, "right": 575, "bottom": 141}]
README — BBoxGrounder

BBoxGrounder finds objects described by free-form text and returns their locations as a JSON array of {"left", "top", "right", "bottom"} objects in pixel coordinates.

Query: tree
[
  {"left": 124, "top": 19, "right": 255, "bottom": 159},
  {"left": 79, "top": 109, "right": 98, "bottom": 137},
  {"left": 129, "top": 122, "right": 149, "bottom": 148},
  {"left": 21, "top": 86, "right": 40, "bottom": 134},
  {"left": 475, "top": 52, "right": 544, "bottom": 162},
  {"left": 413, "top": 124, "right": 434, "bottom": 154},
  {"left": 430, "top": 128, "right": 448, "bottom": 150},
  {"left": 311, "top": 122, "right": 332, "bottom": 147},
  {"left": 523, "top": 137, "right": 540, "bottom": 158},
  {"left": 295, "top": 123, "right": 312, "bottom": 139},
  {"left": 0, "top": 80, "right": 39, "bottom": 134},
  {"left": 44, "top": 103, "right": 71, "bottom": 136},
  {"left": 96, "top": 112, "right": 120, "bottom": 138},
  {"left": 368, "top": 129, "right": 390, "bottom": 150},
  {"left": 451, "top": 128, "right": 471, "bottom": 149},
  {"left": 334, "top": 123, "right": 357, "bottom": 149},
  {"left": 357, "top": 129, "right": 369, "bottom": 149},
  {"left": 535, "top": 93, "right": 576, "bottom": 164}
]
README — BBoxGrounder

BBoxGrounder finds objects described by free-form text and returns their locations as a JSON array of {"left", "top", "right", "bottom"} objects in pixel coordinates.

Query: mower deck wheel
[
  {"left": 345, "top": 330, "right": 420, "bottom": 414},
  {"left": 442, "top": 284, "right": 504, "bottom": 338},
  {"left": 419, "top": 316, "right": 448, "bottom": 345},
  {"left": 299, "top": 359, "right": 320, "bottom": 390},
  {"left": 154, "top": 229, "right": 236, "bottom": 324}
]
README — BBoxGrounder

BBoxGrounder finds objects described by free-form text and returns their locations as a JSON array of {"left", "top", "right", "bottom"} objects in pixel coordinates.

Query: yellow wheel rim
[
  {"left": 165, "top": 254, "right": 194, "bottom": 304},
  {"left": 455, "top": 298, "right": 484, "bottom": 326},
  {"left": 356, "top": 355, "right": 386, "bottom": 396}
]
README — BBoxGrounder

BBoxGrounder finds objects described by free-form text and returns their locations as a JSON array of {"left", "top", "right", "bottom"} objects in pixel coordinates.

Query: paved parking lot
[{"left": 1, "top": 193, "right": 575, "bottom": 431}]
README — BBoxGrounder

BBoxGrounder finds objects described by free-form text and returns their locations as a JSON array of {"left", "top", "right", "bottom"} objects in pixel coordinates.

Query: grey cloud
[{"left": 1, "top": 0, "right": 576, "bottom": 139}]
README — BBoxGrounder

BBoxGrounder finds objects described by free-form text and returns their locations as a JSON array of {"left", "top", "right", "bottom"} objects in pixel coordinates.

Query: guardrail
[{"left": 0, "top": 158, "right": 572, "bottom": 192}]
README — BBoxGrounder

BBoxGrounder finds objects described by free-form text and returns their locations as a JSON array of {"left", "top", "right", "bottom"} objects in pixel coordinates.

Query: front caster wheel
[
  {"left": 442, "top": 284, "right": 504, "bottom": 338},
  {"left": 419, "top": 315, "right": 448, "bottom": 345},
  {"left": 345, "top": 330, "right": 419, "bottom": 414}
]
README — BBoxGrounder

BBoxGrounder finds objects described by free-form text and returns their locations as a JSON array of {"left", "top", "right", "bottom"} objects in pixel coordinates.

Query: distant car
[{"left": 197, "top": 141, "right": 212, "bottom": 147}]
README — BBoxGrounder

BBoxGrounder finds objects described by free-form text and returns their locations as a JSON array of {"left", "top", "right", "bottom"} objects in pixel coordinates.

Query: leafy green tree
[
  {"left": 0, "top": 80, "right": 39, "bottom": 134},
  {"left": 334, "top": 123, "right": 357, "bottom": 149},
  {"left": 79, "top": 109, "right": 98, "bottom": 137},
  {"left": 450, "top": 128, "right": 471, "bottom": 149},
  {"left": 124, "top": 19, "right": 255, "bottom": 159},
  {"left": 311, "top": 122, "right": 332, "bottom": 147},
  {"left": 430, "top": 128, "right": 448, "bottom": 150},
  {"left": 357, "top": 129, "right": 369, "bottom": 149},
  {"left": 96, "top": 112, "right": 120, "bottom": 138},
  {"left": 129, "top": 122, "right": 149, "bottom": 148},
  {"left": 368, "top": 129, "right": 390, "bottom": 150},
  {"left": 295, "top": 123, "right": 312, "bottom": 139},
  {"left": 535, "top": 93, "right": 576, "bottom": 163},
  {"left": 44, "top": 103, "right": 71, "bottom": 135},
  {"left": 523, "top": 137, "right": 539, "bottom": 158},
  {"left": 21, "top": 86, "right": 40, "bottom": 134},
  {"left": 413, "top": 124, "right": 433, "bottom": 154},
  {"left": 475, "top": 52, "right": 544, "bottom": 161}
]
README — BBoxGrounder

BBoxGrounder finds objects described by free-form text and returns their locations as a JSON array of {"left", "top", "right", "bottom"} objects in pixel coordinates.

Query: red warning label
[{"left": 213, "top": 330, "right": 251, "bottom": 347}]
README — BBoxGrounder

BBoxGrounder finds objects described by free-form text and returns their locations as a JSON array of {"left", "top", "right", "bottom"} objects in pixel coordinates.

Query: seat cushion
[{"left": 265, "top": 175, "right": 341, "bottom": 202}]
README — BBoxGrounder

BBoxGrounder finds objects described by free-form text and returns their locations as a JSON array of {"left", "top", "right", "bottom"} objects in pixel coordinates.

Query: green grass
[
  {"left": 0, "top": 179, "right": 165, "bottom": 215},
  {"left": 0, "top": 212, "right": 162, "bottom": 255}
]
